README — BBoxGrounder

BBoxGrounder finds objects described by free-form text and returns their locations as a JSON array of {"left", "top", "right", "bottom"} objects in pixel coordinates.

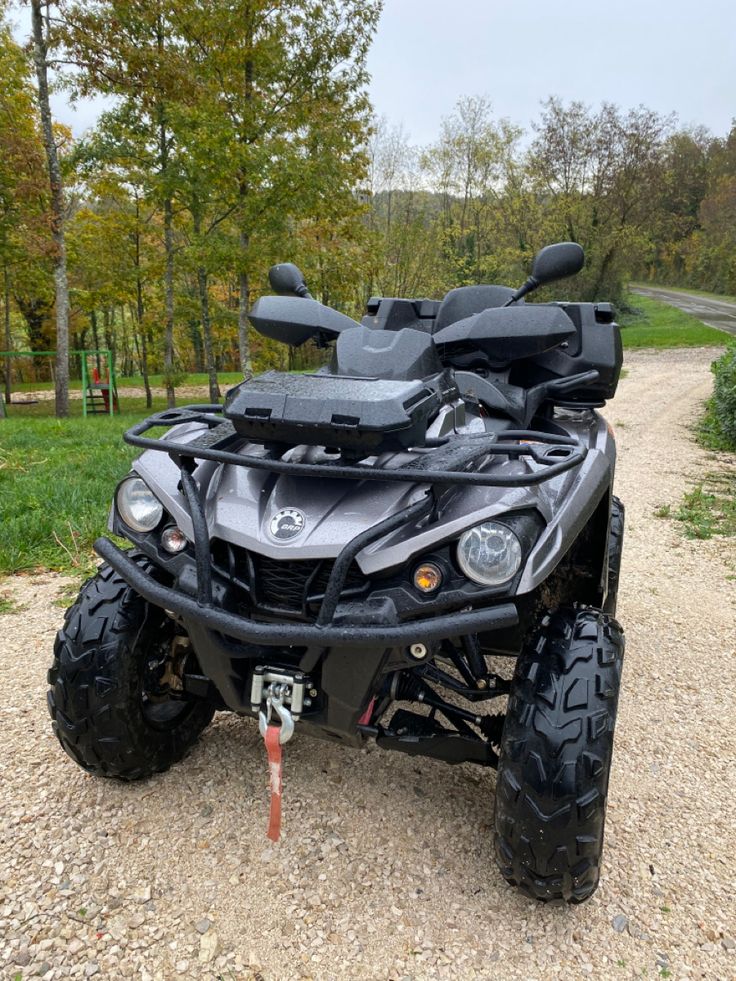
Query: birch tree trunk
[
  {"left": 238, "top": 230, "right": 252, "bottom": 379},
  {"left": 191, "top": 210, "right": 220, "bottom": 402},
  {"left": 3, "top": 265, "right": 10, "bottom": 407},
  {"left": 163, "top": 194, "right": 175, "bottom": 407},
  {"left": 197, "top": 266, "right": 220, "bottom": 403},
  {"left": 133, "top": 206, "right": 153, "bottom": 408},
  {"left": 30, "top": 0, "right": 69, "bottom": 418}
]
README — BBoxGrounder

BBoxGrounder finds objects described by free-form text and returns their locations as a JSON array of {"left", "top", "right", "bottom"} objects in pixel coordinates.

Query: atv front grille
[
  {"left": 254, "top": 554, "right": 368, "bottom": 614},
  {"left": 210, "top": 538, "right": 369, "bottom": 618}
]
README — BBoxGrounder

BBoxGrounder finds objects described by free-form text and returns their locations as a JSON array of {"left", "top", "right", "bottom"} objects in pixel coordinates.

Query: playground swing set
[{"left": 0, "top": 349, "right": 119, "bottom": 417}]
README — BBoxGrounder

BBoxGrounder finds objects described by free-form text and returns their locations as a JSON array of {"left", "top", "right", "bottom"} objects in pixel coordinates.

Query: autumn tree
[
  {"left": 529, "top": 98, "right": 673, "bottom": 302},
  {"left": 0, "top": 16, "right": 56, "bottom": 394},
  {"left": 173, "top": 0, "right": 381, "bottom": 377},
  {"left": 423, "top": 96, "right": 522, "bottom": 286},
  {"left": 58, "top": 0, "right": 195, "bottom": 406}
]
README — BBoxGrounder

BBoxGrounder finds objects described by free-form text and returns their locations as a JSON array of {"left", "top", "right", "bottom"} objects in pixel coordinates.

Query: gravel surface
[{"left": 1, "top": 346, "right": 735, "bottom": 980}]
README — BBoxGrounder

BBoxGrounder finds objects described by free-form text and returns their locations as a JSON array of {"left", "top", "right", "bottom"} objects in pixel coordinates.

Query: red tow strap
[{"left": 264, "top": 724, "right": 284, "bottom": 841}]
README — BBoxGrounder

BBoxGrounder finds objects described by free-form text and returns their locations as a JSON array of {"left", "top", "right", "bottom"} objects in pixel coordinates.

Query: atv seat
[{"left": 434, "top": 285, "right": 516, "bottom": 332}]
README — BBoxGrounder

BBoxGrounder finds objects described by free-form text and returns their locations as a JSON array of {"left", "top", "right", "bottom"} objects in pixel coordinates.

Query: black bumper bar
[{"left": 95, "top": 538, "right": 519, "bottom": 648}]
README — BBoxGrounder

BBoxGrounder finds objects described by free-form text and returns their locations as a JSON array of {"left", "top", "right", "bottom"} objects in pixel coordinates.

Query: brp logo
[{"left": 269, "top": 507, "right": 306, "bottom": 542}]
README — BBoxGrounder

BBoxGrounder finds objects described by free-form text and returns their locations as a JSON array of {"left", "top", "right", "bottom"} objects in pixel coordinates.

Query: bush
[{"left": 711, "top": 343, "right": 736, "bottom": 450}]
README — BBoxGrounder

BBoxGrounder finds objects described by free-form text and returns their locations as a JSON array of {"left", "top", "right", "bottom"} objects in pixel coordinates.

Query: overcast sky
[
  {"left": 11, "top": 0, "right": 736, "bottom": 142},
  {"left": 368, "top": 0, "right": 736, "bottom": 144}
]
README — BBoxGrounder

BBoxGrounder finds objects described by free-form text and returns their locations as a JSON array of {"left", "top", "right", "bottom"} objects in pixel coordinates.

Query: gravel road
[{"left": 2, "top": 347, "right": 735, "bottom": 981}]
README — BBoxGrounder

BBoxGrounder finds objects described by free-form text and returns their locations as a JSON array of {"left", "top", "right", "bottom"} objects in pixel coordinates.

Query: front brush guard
[{"left": 93, "top": 538, "right": 519, "bottom": 648}]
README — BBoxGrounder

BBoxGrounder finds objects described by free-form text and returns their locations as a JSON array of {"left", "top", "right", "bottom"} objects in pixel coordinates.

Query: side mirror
[
  {"left": 268, "top": 262, "right": 312, "bottom": 299},
  {"left": 505, "top": 242, "right": 584, "bottom": 305},
  {"left": 531, "top": 242, "right": 585, "bottom": 286}
]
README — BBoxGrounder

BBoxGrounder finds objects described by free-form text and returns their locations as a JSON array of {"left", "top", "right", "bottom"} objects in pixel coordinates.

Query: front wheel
[
  {"left": 494, "top": 606, "right": 624, "bottom": 903},
  {"left": 603, "top": 496, "right": 625, "bottom": 616},
  {"left": 48, "top": 561, "right": 214, "bottom": 780}
]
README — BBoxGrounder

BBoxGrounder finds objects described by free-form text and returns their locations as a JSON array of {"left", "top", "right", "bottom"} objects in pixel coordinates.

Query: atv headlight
[
  {"left": 116, "top": 477, "right": 164, "bottom": 533},
  {"left": 457, "top": 521, "right": 523, "bottom": 587}
]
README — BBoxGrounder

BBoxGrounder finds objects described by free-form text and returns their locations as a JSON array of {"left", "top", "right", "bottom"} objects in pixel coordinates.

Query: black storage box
[
  {"left": 224, "top": 370, "right": 454, "bottom": 453},
  {"left": 516, "top": 302, "right": 623, "bottom": 405}
]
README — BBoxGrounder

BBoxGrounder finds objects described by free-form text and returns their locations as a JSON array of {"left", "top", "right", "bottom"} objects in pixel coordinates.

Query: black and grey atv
[{"left": 49, "top": 242, "right": 625, "bottom": 904}]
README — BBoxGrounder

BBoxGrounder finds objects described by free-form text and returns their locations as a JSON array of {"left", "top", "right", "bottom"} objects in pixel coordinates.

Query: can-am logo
[{"left": 269, "top": 508, "right": 306, "bottom": 542}]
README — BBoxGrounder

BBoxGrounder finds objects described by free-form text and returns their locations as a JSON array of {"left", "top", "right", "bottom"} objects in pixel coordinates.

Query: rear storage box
[{"left": 224, "top": 370, "right": 452, "bottom": 453}]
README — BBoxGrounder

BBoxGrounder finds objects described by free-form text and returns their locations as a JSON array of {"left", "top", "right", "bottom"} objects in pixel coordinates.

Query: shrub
[{"left": 711, "top": 343, "right": 736, "bottom": 450}]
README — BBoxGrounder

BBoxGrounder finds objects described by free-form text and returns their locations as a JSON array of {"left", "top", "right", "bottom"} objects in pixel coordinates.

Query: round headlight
[
  {"left": 116, "top": 477, "right": 164, "bottom": 533},
  {"left": 457, "top": 521, "right": 522, "bottom": 586}
]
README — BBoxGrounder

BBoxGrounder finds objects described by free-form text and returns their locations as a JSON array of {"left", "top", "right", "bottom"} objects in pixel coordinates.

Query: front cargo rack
[
  {"left": 123, "top": 405, "right": 588, "bottom": 488},
  {"left": 94, "top": 403, "right": 590, "bottom": 648}
]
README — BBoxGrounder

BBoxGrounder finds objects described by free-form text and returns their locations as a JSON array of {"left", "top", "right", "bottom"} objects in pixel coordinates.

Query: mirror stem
[{"left": 504, "top": 276, "right": 538, "bottom": 307}]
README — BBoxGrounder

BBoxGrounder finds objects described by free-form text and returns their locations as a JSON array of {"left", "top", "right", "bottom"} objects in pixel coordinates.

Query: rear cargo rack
[{"left": 124, "top": 405, "right": 588, "bottom": 489}]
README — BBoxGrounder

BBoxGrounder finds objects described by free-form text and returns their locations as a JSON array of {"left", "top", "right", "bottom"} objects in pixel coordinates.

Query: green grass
[
  {"left": 620, "top": 293, "right": 727, "bottom": 349},
  {"left": 655, "top": 474, "right": 736, "bottom": 540},
  {"left": 0, "top": 405, "right": 158, "bottom": 575}
]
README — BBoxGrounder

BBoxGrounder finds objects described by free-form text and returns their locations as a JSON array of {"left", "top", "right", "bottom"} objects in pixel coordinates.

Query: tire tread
[
  {"left": 494, "top": 606, "right": 624, "bottom": 904},
  {"left": 48, "top": 561, "right": 214, "bottom": 781}
]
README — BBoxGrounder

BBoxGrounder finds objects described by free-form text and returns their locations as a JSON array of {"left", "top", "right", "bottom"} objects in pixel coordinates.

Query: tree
[
  {"left": 30, "top": 0, "right": 70, "bottom": 416},
  {"left": 71, "top": 106, "right": 172, "bottom": 407},
  {"left": 529, "top": 98, "right": 673, "bottom": 302},
  {"left": 423, "top": 96, "right": 521, "bottom": 286},
  {"left": 0, "top": 16, "right": 56, "bottom": 389},
  {"left": 59, "top": 0, "right": 194, "bottom": 406},
  {"left": 174, "top": 0, "right": 381, "bottom": 376}
]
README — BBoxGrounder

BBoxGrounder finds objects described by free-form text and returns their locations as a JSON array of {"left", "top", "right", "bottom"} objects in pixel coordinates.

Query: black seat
[{"left": 434, "top": 284, "right": 516, "bottom": 332}]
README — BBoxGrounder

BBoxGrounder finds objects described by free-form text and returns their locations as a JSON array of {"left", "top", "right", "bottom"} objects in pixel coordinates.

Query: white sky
[{"left": 10, "top": 0, "right": 736, "bottom": 142}]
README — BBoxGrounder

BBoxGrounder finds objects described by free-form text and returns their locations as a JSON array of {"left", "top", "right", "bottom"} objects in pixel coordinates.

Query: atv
[{"left": 49, "top": 242, "right": 625, "bottom": 904}]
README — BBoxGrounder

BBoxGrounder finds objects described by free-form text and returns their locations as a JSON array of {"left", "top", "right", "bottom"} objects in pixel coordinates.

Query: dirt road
[
  {"left": 1, "top": 347, "right": 735, "bottom": 980},
  {"left": 632, "top": 285, "right": 736, "bottom": 337}
]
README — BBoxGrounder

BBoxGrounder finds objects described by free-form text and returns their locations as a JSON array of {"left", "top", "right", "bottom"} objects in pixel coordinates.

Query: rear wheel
[
  {"left": 48, "top": 560, "right": 214, "bottom": 780},
  {"left": 494, "top": 606, "right": 624, "bottom": 903}
]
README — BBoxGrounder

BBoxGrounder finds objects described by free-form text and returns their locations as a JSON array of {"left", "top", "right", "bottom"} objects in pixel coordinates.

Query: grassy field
[
  {"left": 0, "top": 291, "right": 729, "bottom": 578},
  {"left": 0, "top": 402, "right": 162, "bottom": 576},
  {"left": 619, "top": 293, "right": 727, "bottom": 348}
]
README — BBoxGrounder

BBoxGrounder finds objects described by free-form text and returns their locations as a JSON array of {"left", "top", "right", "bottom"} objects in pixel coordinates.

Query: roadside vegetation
[
  {"left": 656, "top": 476, "right": 736, "bottom": 540},
  {"left": 619, "top": 294, "right": 726, "bottom": 349},
  {"left": 708, "top": 344, "right": 736, "bottom": 449},
  {"left": 656, "top": 344, "right": 736, "bottom": 545},
  {"left": 6, "top": 372, "right": 247, "bottom": 395}
]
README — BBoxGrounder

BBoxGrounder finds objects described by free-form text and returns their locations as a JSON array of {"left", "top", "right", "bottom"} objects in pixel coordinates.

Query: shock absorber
[
  {"left": 462, "top": 634, "right": 488, "bottom": 688},
  {"left": 390, "top": 672, "right": 483, "bottom": 727}
]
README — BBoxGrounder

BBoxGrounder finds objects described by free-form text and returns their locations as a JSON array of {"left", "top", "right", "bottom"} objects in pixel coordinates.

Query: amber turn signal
[{"left": 413, "top": 562, "right": 443, "bottom": 593}]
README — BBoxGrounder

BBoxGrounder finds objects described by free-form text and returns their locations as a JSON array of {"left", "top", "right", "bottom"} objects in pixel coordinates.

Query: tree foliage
[{"left": 3, "top": 0, "right": 736, "bottom": 405}]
